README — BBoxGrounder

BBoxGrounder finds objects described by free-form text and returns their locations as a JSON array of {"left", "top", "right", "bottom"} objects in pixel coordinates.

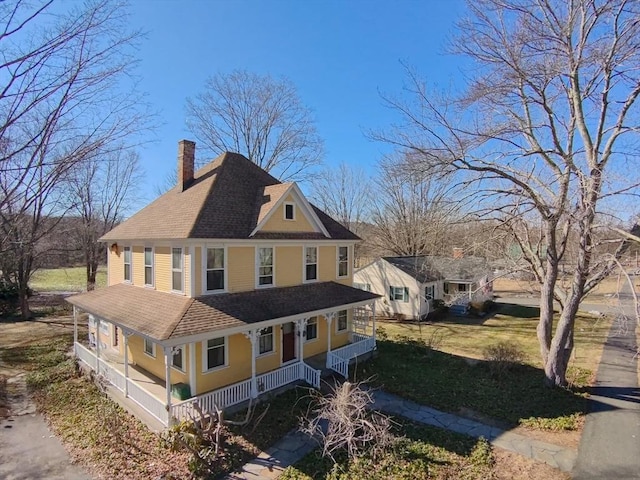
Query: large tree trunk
[
  {"left": 537, "top": 220, "right": 560, "bottom": 365},
  {"left": 19, "top": 285, "right": 31, "bottom": 320}
]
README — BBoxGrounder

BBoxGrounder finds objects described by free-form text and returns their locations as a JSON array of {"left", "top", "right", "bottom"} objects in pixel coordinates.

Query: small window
[
  {"left": 459, "top": 283, "right": 468, "bottom": 292},
  {"left": 389, "top": 286, "right": 409, "bottom": 302},
  {"left": 144, "top": 338, "right": 155, "bottom": 357},
  {"left": 123, "top": 247, "right": 131, "bottom": 282},
  {"left": 144, "top": 247, "right": 153, "bottom": 286},
  {"left": 205, "top": 337, "right": 225, "bottom": 370},
  {"left": 284, "top": 202, "right": 295, "bottom": 220},
  {"left": 425, "top": 285, "right": 435, "bottom": 300},
  {"left": 337, "top": 310, "right": 348, "bottom": 332},
  {"left": 338, "top": 246, "right": 349, "bottom": 277},
  {"left": 306, "top": 317, "right": 318, "bottom": 341},
  {"left": 258, "top": 327, "right": 274, "bottom": 354},
  {"left": 354, "top": 282, "right": 371, "bottom": 291},
  {"left": 99, "top": 321, "right": 109, "bottom": 334},
  {"left": 258, "top": 247, "right": 274, "bottom": 286},
  {"left": 172, "top": 346, "right": 184, "bottom": 371},
  {"left": 305, "top": 246, "right": 317, "bottom": 281},
  {"left": 206, "top": 247, "right": 225, "bottom": 291},
  {"left": 172, "top": 247, "right": 183, "bottom": 292}
]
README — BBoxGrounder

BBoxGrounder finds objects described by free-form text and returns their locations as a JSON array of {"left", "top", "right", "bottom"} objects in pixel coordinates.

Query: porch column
[
  {"left": 123, "top": 330, "right": 131, "bottom": 397},
  {"left": 73, "top": 307, "right": 78, "bottom": 356},
  {"left": 372, "top": 302, "right": 377, "bottom": 346},
  {"left": 95, "top": 317, "right": 101, "bottom": 375},
  {"left": 163, "top": 346, "right": 172, "bottom": 425},
  {"left": 242, "top": 330, "right": 258, "bottom": 398},
  {"left": 324, "top": 312, "right": 335, "bottom": 368},
  {"left": 189, "top": 342, "right": 196, "bottom": 397},
  {"left": 297, "top": 318, "right": 309, "bottom": 362}
]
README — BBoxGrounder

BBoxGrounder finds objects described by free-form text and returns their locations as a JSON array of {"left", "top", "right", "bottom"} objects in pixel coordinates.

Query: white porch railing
[
  {"left": 256, "top": 362, "right": 301, "bottom": 393},
  {"left": 75, "top": 342, "right": 169, "bottom": 426},
  {"left": 302, "top": 362, "right": 320, "bottom": 388},
  {"left": 327, "top": 334, "right": 376, "bottom": 378}
]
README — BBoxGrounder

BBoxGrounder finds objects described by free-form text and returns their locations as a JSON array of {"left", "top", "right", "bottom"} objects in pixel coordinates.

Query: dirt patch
[{"left": 493, "top": 449, "right": 570, "bottom": 480}]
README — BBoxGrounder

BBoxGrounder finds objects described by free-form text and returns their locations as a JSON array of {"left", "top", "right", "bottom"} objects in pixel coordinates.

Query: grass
[
  {"left": 377, "top": 303, "right": 611, "bottom": 373},
  {"left": 29, "top": 266, "right": 107, "bottom": 292},
  {"left": 281, "top": 420, "right": 496, "bottom": 480}
]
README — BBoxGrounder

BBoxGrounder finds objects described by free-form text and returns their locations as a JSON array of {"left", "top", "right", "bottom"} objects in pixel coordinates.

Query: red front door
[{"left": 282, "top": 322, "right": 296, "bottom": 363}]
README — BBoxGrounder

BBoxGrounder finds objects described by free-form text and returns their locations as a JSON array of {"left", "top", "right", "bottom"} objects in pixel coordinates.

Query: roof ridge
[{"left": 165, "top": 297, "right": 196, "bottom": 340}]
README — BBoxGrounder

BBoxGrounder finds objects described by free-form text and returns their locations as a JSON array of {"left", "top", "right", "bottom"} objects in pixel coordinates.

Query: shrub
[{"left": 482, "top": 340, "right": 526, "bottom": 377}]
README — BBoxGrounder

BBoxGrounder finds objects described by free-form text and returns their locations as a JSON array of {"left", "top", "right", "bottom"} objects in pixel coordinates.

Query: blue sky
[{"left": 128, "top": 0, "right": 466, "bottom": 200}]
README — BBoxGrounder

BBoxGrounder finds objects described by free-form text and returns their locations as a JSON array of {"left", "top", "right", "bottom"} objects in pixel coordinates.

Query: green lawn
[
  {"left": 281, "top": 421, "right": 495, "bottom": 480},
  {"left": 29, "top": 266, "right": 107, "bottom": 292}
]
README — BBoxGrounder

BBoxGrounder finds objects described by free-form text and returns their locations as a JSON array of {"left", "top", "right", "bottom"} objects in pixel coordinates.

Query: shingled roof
[
  {"left": 383, "top": 255, "right": 491, "bottom": 283},
  {"left": 102, "top": 152, "right": 359, "bottom": 241},
  {"left": 68, "top": 282, "right": 379, "bottom": 341}
]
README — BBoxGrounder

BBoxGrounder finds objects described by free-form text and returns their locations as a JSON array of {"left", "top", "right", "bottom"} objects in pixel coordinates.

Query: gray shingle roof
[
  {"left": 101, "top": 152, "right": 359, "bottom": 241},
  {"left": 383, "top": 255, "right": 491, "bottom": 283}
]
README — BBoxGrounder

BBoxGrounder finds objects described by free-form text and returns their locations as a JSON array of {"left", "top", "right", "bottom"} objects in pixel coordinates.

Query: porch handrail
[
  {"left": 302, "top": 362, "right": 320, "bottom": 388},
  {"left": 327, "top": 351, "right": 349, "bottom": 378},
  {"left": 332, "top": 334, "right": 375, "bottom": 361}
]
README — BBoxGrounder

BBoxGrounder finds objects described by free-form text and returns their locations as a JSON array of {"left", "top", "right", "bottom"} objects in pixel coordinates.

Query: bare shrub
[
  {"left": 482, "top": 341, "right": 526, "bottom": 377},
  {"left": 300, "top": 381, "right": 396, "bottom": 463}
]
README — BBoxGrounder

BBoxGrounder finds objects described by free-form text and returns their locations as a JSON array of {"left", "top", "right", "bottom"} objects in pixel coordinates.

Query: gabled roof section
[
  {"left": 250, "top": 182, "right": 330, "bottom": 237},
  {"left": 101, "top": 151, "right": 358, "bottom": 241},
  {"left": 383, "top": 255, "right": 491, "bottom": 283}
]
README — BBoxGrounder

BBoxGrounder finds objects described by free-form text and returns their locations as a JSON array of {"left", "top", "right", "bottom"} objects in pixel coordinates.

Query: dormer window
[{"left": 284, "top": 202, "right": 295, "bottom": 220}]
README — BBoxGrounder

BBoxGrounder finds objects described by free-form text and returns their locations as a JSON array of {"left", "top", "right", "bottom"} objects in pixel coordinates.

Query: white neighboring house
[{"left": 354, "top": 254, "right": 494, "bottom": 320}]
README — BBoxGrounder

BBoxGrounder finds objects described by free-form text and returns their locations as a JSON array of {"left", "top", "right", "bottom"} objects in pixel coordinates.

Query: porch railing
[
  {"left": 302, "top": 362, "right": 321, "bottom": 388},
  {"left": 256, "top": 362, "right": 301, "bottom": 393},
  {"left": 327, "top": 334, "right": 376, "bottom": 378},
  {"left": 327, "top": 351, "right": 349, "bottom": 378},
  {"left": 75, "top": 342, "right": 168, "bottom": 426}
]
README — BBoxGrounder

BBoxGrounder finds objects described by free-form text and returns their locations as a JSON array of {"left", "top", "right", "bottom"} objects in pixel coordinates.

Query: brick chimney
[
  {"left": 177, "top": 140, "right": 195, "bottom": 192},
  {"left": 453, "top": 247, "right": 464, "bottom": 259}
]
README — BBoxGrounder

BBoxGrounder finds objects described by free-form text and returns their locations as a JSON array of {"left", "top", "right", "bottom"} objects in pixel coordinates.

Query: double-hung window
[
  {"left": 258, "top": 247, "right": 274, "bottom": 286},
  {"left": 337, "top": 310, "right": 348, "bottom": 332},
  {"left": 144, "top": 247, "right": 153, "bottom": 286},
  {"left": 337, "top": 246, "right": 349, "bottom": 277},
  {"left": 425, "top": 284, "right": 435, "bottom": 300},
  {"left": 305, "top": 246, "right": 317, "bottom": 281},
  {"left": 144, "top": 338, "right": 155, "bottom": 357},
  {"left": 172, "top": 247, "right": 183, "bottom": 292},
  {"left": 172, "top": 346, "right": 184, "bottom": 371},
  {"left": 258, "top": 327, "right": 274, "bottom": 355},
  {"left": 390, "top": 286, "right": 409, "bottom": 302},
  {"left": 205, "top": 337, "right": 225, "bottom": 370},
  {"left": 206, "top": 247, "right": 225, "bottom": 291},
  {"left": 123, "top": 247, "right": 131, "bottom": 282},
  {"left": 354, "top": 282, "right": 371, "bottom": 291},
  {"left": 306, "top": 317, "right": 318, "bottom": 341}
]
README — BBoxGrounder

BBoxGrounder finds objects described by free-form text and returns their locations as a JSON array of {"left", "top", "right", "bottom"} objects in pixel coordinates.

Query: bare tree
[
  {"left": 373, "top": 0, "right": 640, "bottom": 387},
  {"left": 185, "top": 70, "right": 323, "bottom": 182},
  {"left": 67, "top": 147, "right": 141, "bottom": 290},
  {"left": 0, "top": 0, "right": 148, "bottom": 318},
  {"left": 372, "top": 155, "right": 463, "bottom": 257}
]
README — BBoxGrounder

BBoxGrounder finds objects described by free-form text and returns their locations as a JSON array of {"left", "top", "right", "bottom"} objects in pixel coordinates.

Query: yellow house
[{"left": 68, "top": 140, "right": 379, "bottom": 428}]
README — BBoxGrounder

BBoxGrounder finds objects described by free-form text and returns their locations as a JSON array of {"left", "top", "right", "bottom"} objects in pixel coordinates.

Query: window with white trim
[
  {"left": 337, "top": 310, "right": 348, "bottom": 332},
  {"left": 123, "top": 247, "right": 131, "bottom": 282},
  {"left": 172, "top": 346, "right": 184, "bottom": 371},
  {"left": 459, "top": 283, "right": 468, "bottom": 292},
  {"left": 305, "top": 246, "right": 317, "bottom": 281},
  {"left": 258, "top": 327, "right": 274, "bottom": 354},
  {"left": 99, "top": 321, "right": 109, "bottom": 335},
  {"left": 144, "top": 247, "right": 153, "bottom": 286},
  {"left": 206, "top": 247, "right": 225, "bottom": 291},
  {"left": 390, "top": 286, "right": 409, "bottom": 302},
  {"left": 284, "top": 202, "right": 295, "bottom": 220},
  {"left": 425, "top": 284, "right": 435, "bottom": 300},
  {"left": 144, "top": 338, "right": 155, "bottom": 357},
  {"left": 205, "top": 337, "right": 225, "bottom": 370},
  {"left": 305, "top": 317, "right": 318, "bottom": 341},
  {"left": 338, "top": 246, "right": 349, "bottom": 277},
  {"left": 172, "top": 247, "right": 183, "bottom": 291},
  {"left": 354, "top": 282, "right": 371, "bottom": 291},
  {"left": 258, "top": 247, "right": 274, "bottom": 286}
]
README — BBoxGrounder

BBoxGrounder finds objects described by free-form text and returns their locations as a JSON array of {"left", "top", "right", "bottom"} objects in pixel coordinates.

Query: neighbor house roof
[
  {"left": 383, "top": 255, "right": 491, "bottom": 283},
  {"left": 68, "top": 282, "right": 379, "bottom": 342},
  {"left": 101, "top": 152, "right": 359, "bottom": 241}
]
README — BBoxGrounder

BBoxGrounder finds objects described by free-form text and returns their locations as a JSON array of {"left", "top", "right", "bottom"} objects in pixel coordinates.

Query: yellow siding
[
  {"left": 184, "top": 248, "right": 191, "bottom": 296},
  {"left": 275, "top": 246, "right": 302, "bottom": 287},
  {"left": 330, "top": 309, "right": 351, "bottom": 349},
  {"left": 128, "top": 334, "right": 188, "bottom": 385},
  {"left": 155, "top": 247, "right": 171, "bottom": 292},
  {"left": 260, "top": 194, "right": 316, "bottom": 232},
  {"left": 228, "top": 246, "right": 255, "bottom": 292},
  {"left": 302, "top": 316, "right": 327, "bottom": 358},
  {"left": 196, "top": 333, "right": 252, "bottom": 393},
  {"left": 194, "top": 246, "right": 202, "bottom": 296},
  {"left": 132, "top": 246, "right": 144, "bottom": 286},
  {"left": 108, "top": 247, "right": 124, "bottom": 286},
  {"left": 318, "top": 246, "right": 336, "bottom": 281},
  {"left": 256, "top": 325, "right": 281, "bottom": 374}
]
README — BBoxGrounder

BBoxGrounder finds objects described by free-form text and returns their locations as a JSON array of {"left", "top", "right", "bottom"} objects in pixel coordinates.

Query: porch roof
[{"left": 67, "top": 282, "right": 379, "bottom": 342}]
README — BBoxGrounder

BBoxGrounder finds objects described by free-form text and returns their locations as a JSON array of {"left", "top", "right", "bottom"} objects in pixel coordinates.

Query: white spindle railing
[
  {"left": 75, "top": 343, "right": 97, "bottom": 370},
  {"left": 171, "top": 378, "right": 253, "bottom": 423},
  {"left": 333, "top": 335, "right": 375, "bottom": 361},
  {"left": 256, "top": 362, "right": 301, "bottom": 393},
  {"left": 97, "top": 357, "right": 126, "bottom": 392},
  {"left": 327, "top": 351, "right": 349, "bottom": 378},
  {"left": 302, "top": 362, "right": 321, "bottom": 388},
  {"left": 126, "top": 379, "right": 169, "bottom": 425}
]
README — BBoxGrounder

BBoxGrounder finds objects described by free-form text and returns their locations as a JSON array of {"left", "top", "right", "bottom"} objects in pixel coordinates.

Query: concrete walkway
[
  {"left": 226, "top": 388, "right": 577, "bottom": 478},
  {"left": 573, "top": 319, "right": 640, "bottom": 479}
]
